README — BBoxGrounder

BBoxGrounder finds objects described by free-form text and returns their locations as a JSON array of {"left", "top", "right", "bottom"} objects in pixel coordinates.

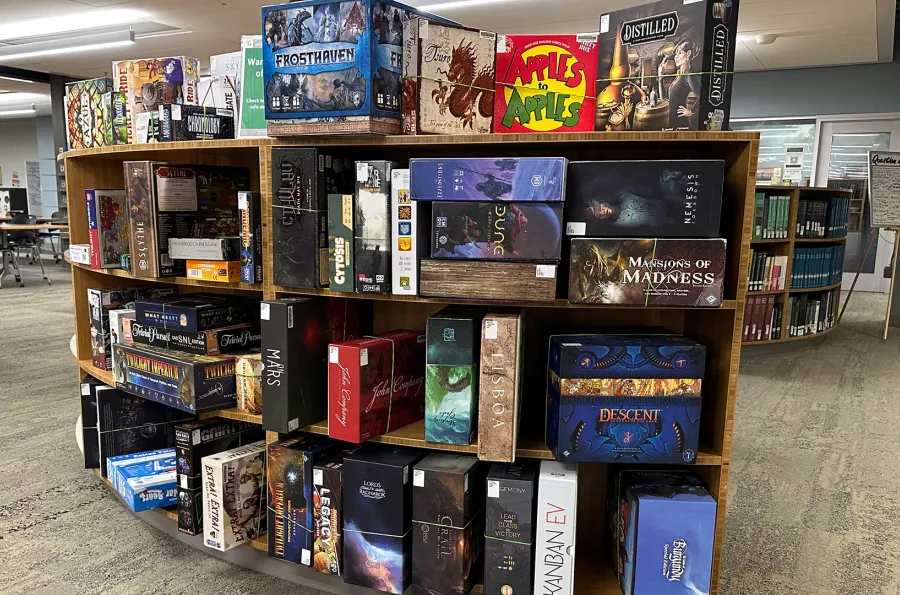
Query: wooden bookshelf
[{"left": 63, "top": 132, "right": 759, "bottom": 595}]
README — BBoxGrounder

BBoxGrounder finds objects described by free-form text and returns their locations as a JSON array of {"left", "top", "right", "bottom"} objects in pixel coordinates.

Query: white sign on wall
[
  {"left": 25, "top": 161, "right": 41, "bottom": 215},
  {"left": 868, "top": 151, "right": 900, "bottom": 228}
]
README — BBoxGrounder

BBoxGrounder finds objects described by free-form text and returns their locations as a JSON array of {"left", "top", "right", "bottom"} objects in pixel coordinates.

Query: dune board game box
[
  {"left": 535, "top": 461, "right": 578, "bottom": 595},
  {"left": 484, "top": 460, "right": 539, "bottom": 595},
  {"left": 312, "top": 446, "right": 359, "bottom": 576},
  {"left": 135, "top": 293, "right": 256, "bottom": 332},
  {"left": 65, "top": 77, "right": 114, "bottom": 150},
  {"left": 355, "top": 160, "right": 397, "bottom": 293},
  {"left": 88, "top": 287, "right": 175, "bottom": 371},
  {"left": 158, "top": 105, "right": 234, "bottom": 141},
  {"left": 239, "top": 191, "right": 264, "bottom": 284},
  {"left": 477, "top": 309, "right": 524, "bottom": 463},
  {"left": 202, "top": 440, "right": 267, "bottom": 551},
  {"left": 85, "top": 189, "right": 128, "bottom": 270},
  {"left": 409, "top": 157, "right": 567, "bottom": 202}
]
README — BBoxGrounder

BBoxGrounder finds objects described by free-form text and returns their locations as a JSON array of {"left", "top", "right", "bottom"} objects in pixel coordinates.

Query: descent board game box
[
  {"left": 595, "top": 0, "right": 740, "bottom": 132},
  {"left": 236, "top": 353, "right": 264, "bottom": 415},
  {"left": 328, "top": 193, "right": 355, "bottom": 292},
  {"left": 355, "top": 160, "right": 396, "bottom": 293},
  {"left": 239, "top": 191, "right": 264, "bottom": 284},
  {"left": 409, "top": 157, "right": 567, "bottom": 202},
  {"left": 88, "top": 287, "right": 174, "bottom": 370},
  {"left": 65, "top": 77, "right": 113, "bottom": 150},
  {"left": 135, "top": 293, "right": 256, "bottom": 332},
  {"left": 431, "top": 201, "right": 563, "bottom": 262},
  {"left": 564, "top": 161, "right": 725, "bottom": 237},
  {"left": 568, "top": 238, "right": 726, "bottom": 306},
  {"left": 86, "top": 189, "right": 128, "bottom": 269},
  {"left": 158, "top": 105, "right": 235, "bottom": 141},
  {"left": 328, "top": 330, "right": 426, "bottom": 444},
  {"left": 484, "top": 460, "right": 539, "bottom": 595},
  {"left": 549, "top": 333, "right": 706, "bottom": 379},
  {"left": 390, "top": 169, "right": 421, "bottom": 296},
  {"left": 271, "top": 148, "right": 324, "bottom": 288},
  {"left": 168, "top": 238, "right": 241, "bottom": 261},
  {"left": 412, "top": 453, "right": 487, "bottom": 595},
  {"left": 130, "top": 322, "right": 260, "bottom": 356},
  {"left": 425, "top": 306, "right": 485, "bottom": 445},
  {"left": 535, "top": 461, "right": 578, "bottom": 595},
  {"left": 493, "top": 35, "right": 599, "bottom": 133},
  {"left": 195, "top": 165, "right": 252, "bottom": 238},
  {"left": 112, "top": 343, "right": 237, "bottom": 414},
  {"left": 312, "top": 446, "right": 359, "bottom": 576},
  {"left": 202, "top": 440, "right": 267, "bottom": 551},
  {"left": 477, "top": 309, "right": 524, "bottom": 463},
  {"left": 186, "top": 260, "right": 242, "bottom": 283},
  {"left": 343, "top": 444, "right": 423, "bottom": 594}
]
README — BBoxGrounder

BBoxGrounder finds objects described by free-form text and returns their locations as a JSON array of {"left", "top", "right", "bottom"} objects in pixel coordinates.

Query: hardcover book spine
[
  {"left": 391, "top": 169, "right": 417, "bottom": 295},
  {"left": 238, "top": 191, "right": 263, "bottom": 284},
  {"left": 477, "top": 310, "right": 523, "bottom": 462},
  {"left": 328, "top": 345, "right": 361, "bottom": 443},
  {"left": 86, "top": 190, "right": 102, "bottom": 269},
  {"left": 328, "top": 194, "right": 355, "bottom": 292},
  {"left": 202, "top": 461, "right": 224, "bottom": 551},
  {"left": 123, "top": 161, "right": 159, "bottom": 278}
]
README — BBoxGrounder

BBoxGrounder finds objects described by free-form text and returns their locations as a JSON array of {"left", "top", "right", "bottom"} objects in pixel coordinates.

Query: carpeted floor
[{"left": 1, "top": 263, "right": 898, "bottom": 594}]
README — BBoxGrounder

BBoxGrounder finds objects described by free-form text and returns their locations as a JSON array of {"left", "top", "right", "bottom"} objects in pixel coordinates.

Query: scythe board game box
[
  {"left": 568, "top": 238, "right": 726, "bottom": 307},
  {"left": 202, "top": 440, "right": 267, "bottom": 552},
  {"left": 484, "top": 460, "right": 539, "bottom": 595},
  {"left": 477, "top": 309, "right": 524, "bottom": 463},
  {"left": 409, "top": 157, "right": 567, "bottom": 202},
  {"left": 271, "top": 147, "right": 323, "bottom": 288},
  {"left": 535, "top": 461, "right": 578, "bottom": 595},
  {"left": 342, "top": 444, "right": 423, "bottom": 594},
  {"left": 135, "top": 293, "right": 257, "bottom": 332},
  {"left": 112, "top": 342, "right": 237, "bottom": 414},
  {"left": 158, "top": 105, "right": 235, "bottom": 141},
  {"left": 328, "top": 193, "right": 356, "bottom": 292},
  {"left": 355, "top": 160, "right": 397, "bottom": 293},
  {"left": 493, "top": 35, "right": 599, "bottom": 133},
  {"left": 88, "top": 287, "right": 175, "bottom": 370},
  {"left": 564, "top": 160, "right": 725, "bottom": 238},
  {"left": 65, "top": 77, "right": 113, "bottom": 150},
  {"left": 130, "top": 322, "right": 260, "bottom": 357},
  {"left": 194, "top": 164, "right": 252, "bottom": 238},
  {"left": 412, "top": 453, "right": 487, "bottom": 595},
  {"left": 312, "top": 446, "right": 360, "bottom": 576},
  {"left": 239, "top": 191, "right": 263, "bottom": 284},
  {"left": 595, "top": 0, "right": 740, "bottom": 132}
]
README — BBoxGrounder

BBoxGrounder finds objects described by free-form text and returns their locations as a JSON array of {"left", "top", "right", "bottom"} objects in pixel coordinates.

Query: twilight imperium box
[
  {"left": 568, "top": 238, "right": 726, "bottom": 307},
  {"left": 409, "top": 157, "right": 567, "bottom": 202},
  {"left": 595, "top": 0, "right": 740, "bottom": 132},
  {"left": 484, "top": 460, "right": 539, "bottom": 595}
]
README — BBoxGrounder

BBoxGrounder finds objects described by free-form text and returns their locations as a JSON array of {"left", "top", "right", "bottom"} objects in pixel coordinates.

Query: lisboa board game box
[
  {"left": 568, "top": 238, "right": 726, "bottom": 307},
  {"left": 477, "top": 309, "right": 524, "bottom": 463},
  {"left": 484, "top": 460, "right": 539, "bottom": 595},
  {"left": 595, "top": 0, "right": 740, "bottom": 132},
  {"left": 65, "top": 77, "right": 113, "bottom": 150},
  {"left": 202, "top": 440, "right": 267, "bottom": 552},
  {"left": 86, "top": 189, "right": 128, "bottom": 270},
  {"left": 535, "top": 461, "right": 578, "bottom": 595},
  {"left": 409, "top": 157, "right": 567, "bottom": 202},
  {"left": 493, "top": 35, "right": 599, "bottom": 133}
]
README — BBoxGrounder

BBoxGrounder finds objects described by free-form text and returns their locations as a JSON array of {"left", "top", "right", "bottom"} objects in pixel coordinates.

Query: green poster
[{"left": 238, "top": 35, "right": 266, "bottom": 138}]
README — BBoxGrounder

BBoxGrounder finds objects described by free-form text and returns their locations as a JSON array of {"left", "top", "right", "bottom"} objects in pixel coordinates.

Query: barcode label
[
  {"left": 536, "top": 265, "right": 557, "bottom": 279},
  {"left": 488, "top": 480, "right": 500, "bottom": 498},
  {"left": 187, "top": 269, "right": 201, "bottom": 278},
  {"left": 161, "top": 255, "right": 174, "bottom": 267},
  {"left": 485, "top": 320, "right": 498, "bottom": 340},
  {"left": 413, "top": 469, "right": 425, "bottom": 487},
  {"left": 314, "top": 469, "right": 323, "bottom": 485}
]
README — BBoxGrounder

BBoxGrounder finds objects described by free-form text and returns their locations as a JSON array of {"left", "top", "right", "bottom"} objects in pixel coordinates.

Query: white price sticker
[
  {"left": 566, "top": 221, "right": 586, "bottom": 236},
  {"left": 600, "top": 14, "right": 610, "bottom": 33},
  {"left": 496, "top": 35, "right": 507, "bottom": 53},
  {"left": 419, "top": 19, "right": 429, "bottom": 39},
  {"left": 260, "top": 303, "right": 270, "bottom": 320},
  {"left": 287, "top": 305, "right": 294, "bottom": 329},
  {"left": 314, "top": 469, "right": 323, "bottom": 485},
  {"left": 357, "top": 162, "right": 369, "bottom": 182},
  {"left": 536, "top": 265, "right": 557, "bottom": 279},
  {"left": 192, "top": 430, "right": 201, "bottom": 445},
  {"left": 360, "top": 348, "right": 368, "bottom": 366},
  {"left": 413, "top": 469, "right": 425, "bottom": 487},
  {"left": 238, "top": 194, "right": 248, "bottom": 210},
  {"left": 81, "top": 383, "right": 91, "bottom": 396},
  {"left": 485, "top": 319, "right": 498, "bottom": 340},
  {"left": 329, "top": 346, "right": 340, "bottom": 364},
  {"left": 302, "top": 549, "right": 311, "bottom": 566},
  {"left": 172, "top": 105, "right": 182, "bottom": 120},
  {"left": 488, "top": 480, "right": 500, "bottom": 498},
  {"left": 288, "top": 418, "right": 299, "bottom": 432},
  {"left": 180, "top": 474, "right": 188, "bottom": 490}
]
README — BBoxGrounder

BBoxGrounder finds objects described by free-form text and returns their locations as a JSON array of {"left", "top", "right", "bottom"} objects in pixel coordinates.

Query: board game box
[
  {"left": 390, "top": 169, "right": 422, "bottom": 296},
  {"left": 494, "top": 35, "right": 599, "bottom": 133},
  {"left": 312, "top": 446, "right": 359, "bottom": 576},
  {"left": 477, "top": 309, "right": 524, "bottom": 463},
  {"left": 186, "top": 260, "right": 242, "bottom": 283},
  {"left": 106, "top": 91, "right": 129, "bottom": 145},
  {"left": 195, "top": 165, "right": 252, "bottom": 238},
  {"left": 535, "top": 461, "right": 578, "bottom": 595},
  {"left": 130, "top": 321, "right": 260, "bottom": 356},
  {"left": 88, "top": 287, "right": 174, "bottom": 370},
  {"left": 202, "top": 440, "right": 267, "bottom": 551},
  {"left": 107, "top": 448, "right": 175, "bottom": 494},
  {"left": 236, "top": 353, "right": 264, "bottom": 415},
  {"left": 328, "top": 193, "right": 355, "bottom": 292},
  {"left": 409, "top": 157, "right": 567, "bottom": 202},
  {"left": 135, "top": 293, "right": 257, "bottom": 332},
  {"left": 117, "top": 456, "right": 178, "bottom": 513},
  {"left": 168, "top": 238, "right": 241, "bottom": 261},
  {"left": 108, "top": 308, "right": 136, "bottom": 372},
  {"left": 355, "top": 160, "right": 397, "bottom": 293},
  {"left": 86, "top": 189, "right": 128, "bottom": 270},
  {"left": 271, "top": 148, "right": 323, "bottom": 288},
  {"left": 158, "top": 105, "right": 235, "bottom": 141},
  {"left": 484, "top": 460, "right": 539, "bottom": 595},
  {"left": 65, "top": 77, "right": 113, "bottom": 150},
  {"left": 239, "top": 191, "right": 264, "bottom": 284},
  {"left": 79, "top": 376, "right": 104, "bottom": 469},
  {"left": 549, "top": 333, "right": 706, "bottom": 380}
]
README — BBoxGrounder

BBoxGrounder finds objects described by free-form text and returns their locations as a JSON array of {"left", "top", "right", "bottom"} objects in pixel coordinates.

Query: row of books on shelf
[
  {"left": 797, "top": 197, "right": 850, "bottom": 239},
  {"left": 742, "top": 295, "right": 782, "bottom": 342},
  {"left": 791, "top": 245, "right": 845, "bottom": 289},
  {"left": 787, "top": 290, "right": 838, "bottom": 338},
  {"left": 748, "top": 251, "right": 788, "bottom": 292},
  {"left": 753, "top": 193, "right": 791, "bottom": 239}
]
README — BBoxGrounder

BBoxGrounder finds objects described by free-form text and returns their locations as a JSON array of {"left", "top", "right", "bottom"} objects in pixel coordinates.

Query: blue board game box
[
  {"left": 115, "top": 452, "right": 179, "bottom": 512},
  {"left": 549, "top": 334, "right": 706, "bottom": 379},
  {"left": 409, "top": 158, "right": 567, "bottom": 201}
]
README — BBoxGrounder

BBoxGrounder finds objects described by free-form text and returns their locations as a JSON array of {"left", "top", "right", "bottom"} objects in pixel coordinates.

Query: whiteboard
[
  {"left": 869, "top": 151, "right": 900, "bottom": 228},
  {"left": 25, "top": 161, "right": 41, "bottom": 216}
]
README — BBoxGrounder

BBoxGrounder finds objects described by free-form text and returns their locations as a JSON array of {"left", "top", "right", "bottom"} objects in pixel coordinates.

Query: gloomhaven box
[
  {"left": 431, "top": 201, "right": 563, "bottom": 262},
  {"left": 112, "top": 342, "right": 237, "bottom": 414},
  {"left": 328, "top": 193, "right": 355, "bottom": 292},
  {"left": 135, "top": 293, "right": 256, "bottom": 332},
  {"left": 202, "top": 440, "right": 267, "bottom": 551},
  {"left": 88, "top": 287, "right": 175, "bottom": 370},
  {"left": 477, "top": 309, "right": 524, "bottom": 463},
  {"left": 168, "top": 238, "right": 241, "bottom": 261},
  {"left": 595, "top": 0, "right": 740, "bottom": 132},
  {"left": 493, "top": 35, "right": 599, "bottom": 134},
  {"left": 130, "top": 322, "right": 260, "bottom": 356},
  {"left": 484, "top": 460, "right": 539, "bottom": 595},
  {"left": 65, "top": 77, "right": 113, "bottom": 150},
  {"left": 568, "top": 238, "right": 726, "bottom": 306},
  {"left": 186, "top": 260, "right": 242, "bottom": 283},
  {"left": 409, "top": 157, "right": 567, "bottom": 202},
  {"left": 158, "top": 105, "right": 235, "bottom": 141},
  {"left": 425, "top": 306, "right": 485, "bottom": 445},
  {"left": 535, "top": 461, "right": 578, "bottom": 595},
  {"left": 343, "top": 444, "right": 423, "bottom": 594},
  {"left": 195, "top": 165, "right": 252, "bottom": 238},
  {"left": 564, "top": 161, "right": 725, "bottom": 238},
  {"left": 312, "top": 446, "right": 359, "bottom": 576},
  {"left": 390, "top": 169, "right": 420, "bottom": 296},
  {"left": 328, "top": 330, "right": 426, "bottom": 444},
  {"left": 355, "top": 161, "right": 396, "bottom": 293},
  {"left": 239, "top": 191, "right": 264, "bottom": 284},
  {"left": 412, "top": 453, "right": 487, "bottom": 595},
  {"left": 85, "top": 189, "right": 128, "bottom": 269}
]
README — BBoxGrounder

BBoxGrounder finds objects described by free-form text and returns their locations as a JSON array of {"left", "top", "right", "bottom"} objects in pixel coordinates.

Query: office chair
[
  {"left": 37, "top": 211, "right": 62, "bottom": 263},
  {"left": 3, "top": 214, "right": 49, "bottom": 286}
]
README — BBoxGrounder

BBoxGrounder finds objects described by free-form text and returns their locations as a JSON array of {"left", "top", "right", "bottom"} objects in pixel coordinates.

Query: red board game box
[{"left": 328, "top": 330, "right": 425, "bottom": 444}]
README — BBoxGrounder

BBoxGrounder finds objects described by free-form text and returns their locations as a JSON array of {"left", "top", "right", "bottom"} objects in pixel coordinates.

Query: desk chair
[
  {"left": 38, "top": 211, "right": 63, "bottom": 263},
  {"left": 4, "top": 215, "right": 50, "bottom": 286}
]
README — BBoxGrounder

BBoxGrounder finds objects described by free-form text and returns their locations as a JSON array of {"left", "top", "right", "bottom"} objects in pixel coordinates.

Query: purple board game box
[{"left": 409, "top": 158, "right": 567, "bottom": 201}]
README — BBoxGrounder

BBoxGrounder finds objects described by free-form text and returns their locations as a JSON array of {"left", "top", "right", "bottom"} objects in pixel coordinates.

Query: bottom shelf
[{"left": 742, "top": 324, "right": 836, "bottom": 345}]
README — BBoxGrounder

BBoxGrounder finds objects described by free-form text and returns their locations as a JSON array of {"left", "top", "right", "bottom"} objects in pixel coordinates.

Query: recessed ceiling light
[
  {"left": 0, "top": 75, "right": 34, "bottom": 84},
  {"left": 0, "top": 30, "right": 135, "bottom": 61},
  {"left": 0, "top": 8, "right": 145, "bottom": 42},
  {"left": 0, "top": 106, "right": 36, "bottom": 117},
  {"left": 418, "top": 0, "right": 515, "bottom": 11}
]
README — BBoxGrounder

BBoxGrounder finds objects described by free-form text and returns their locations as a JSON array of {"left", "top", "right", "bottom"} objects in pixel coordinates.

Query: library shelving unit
[
  {"left": 743, "top": 185, "right": 852, "bottom": 346},
  {"left": 62, "top": 131, "right": 759, "bottom": 595}
]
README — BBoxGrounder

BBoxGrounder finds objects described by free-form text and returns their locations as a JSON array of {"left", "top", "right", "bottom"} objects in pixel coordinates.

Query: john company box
[
  {"left": 409, "top": 157, "right": 567, "bottom": 202},
  {"left": 311, "top": 446, "right": 358, "bottom": 576},
  {"left": 484, "top": 460, "right": 539, "bottom": 595},
  {"left": 595, "top": 0, "right": 740, "bottom": 132},
  {"left": 135, "top": 294, "right": 257, "bottom": 332},
  {"left": 535, "top": 461, "right": 578, "bottom": 595},
  {"left": 355, "top": 161, "right": 397, "bottom": 294},
  {"left": 477, "top": 309, "right": 523, "bottom": 463}
]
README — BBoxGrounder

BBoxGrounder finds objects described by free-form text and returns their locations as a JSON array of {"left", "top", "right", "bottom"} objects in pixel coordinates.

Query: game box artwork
[
  {"left": 65, "top": 77, "right": 113, "bottom": 150},
  {"left": 484, "top": 461, "right": 539, "bottom": 595},
  {"left": 158, "top": 105, "right": 235, "bottom": 141},
  {"left": 431, "top": 201, "right": 563, "bottom": 262},
  {"left": 477, "top": 309, "right": 524, "bottom": 463},
  {"left": 355, "top": 160, "right": 397, "bottom": 293},
  {"left": 535, "top": 461, "right": 578, "bottom": 595},
  {"left": 202, "top": 440, "right": 267, "bottom": 552},
  {"left": 312, "top": 446, "right": 359, "bottom": 576},
  {"left": 135, "top": 294, "right": 257, "bottom": 332},
  {"left": 328, "top": 193, "right": 356, "bottom": 292},
  {"left": 564, "top": 160, "right": 725, "bottom": 237},
  {"left": 389, "top": 169, "right": 424, "bottom": 296},
  {"left": 107, "top": 91, "right": 129, "bottom": 144},
  {"left": 88, "top": 287, "right": 174, "bottom": 370},
  {"left": 86, "top": 189, "right": 128, "bottom": 270},
  {"left": 409, "top": 157, "right": 567, "bottom": 202},
  {"left": 343, "top": 445, "right": 423, "bottom": 594},
  {"left": 403, "top": 19, "right": 496, "bottom": 135},
  {"left": 493, "top": 35, "right": 599, "bottom": 134},
  {"left": 595, "top": 0, "right": 740, "bottom": 132},
  {"left": 109, "top": 450, "right": 178, "bottom": 513},
  {"left": 568, "top": 238, "right": 726, "bottom": 306},
  {"left": 549, "top": 333, "right": 707, "bottom": 379},
  {"left": 130, "top": 321, "right": 260, "bottom": 357},
  {"left": 195, "top": 165, "right": 252, "bottom": 238},
  {"left": 239, "top": 191, "right": 264, "bottom": 284}
]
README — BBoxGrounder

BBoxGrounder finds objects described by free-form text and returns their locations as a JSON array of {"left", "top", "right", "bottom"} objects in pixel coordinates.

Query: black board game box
[
  {"left": 355, "top": 161, "right": 397, "bottom": 293},
  {"left": 484, "top": 461, "right": 539, "bottom": 595},
  {"left": 158, "top": 105, "right": 235, "bottom": 141},
  {"left": 135, "top": 293, "right": 257, "bottom": 332},
  {"left": 412, "top": 453, "right": 487, "bottom": 595},
  {"left": 130, "top": 321, "right": 260, "bottom": 356},
  {"left": 564, "top": 161, "right": 725, "bottom": 238},
  {"left": 312, "top": 446, "right": 359, "bottom": 576},
  {"left": 88, "top": 287, "right": 175, "bottom": 370},
  {"left": 239, "top": 191, "right": 263, "bottom": 284},
  {"left": 80, "top": 376, "right": 104, "bottom": 468},
  {"left": 271, "top": 147, "right": 323, "bottom": 288}
]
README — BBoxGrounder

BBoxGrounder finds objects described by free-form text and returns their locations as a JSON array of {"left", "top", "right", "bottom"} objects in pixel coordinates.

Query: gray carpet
[{"left": 1, "top": 264, "right": 897, "bottom": 594}]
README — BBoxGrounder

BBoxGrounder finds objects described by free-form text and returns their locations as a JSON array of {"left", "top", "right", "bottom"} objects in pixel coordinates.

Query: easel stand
[
  {"left": 839, "top": 227, "right": 900, "bottom": 340},
  {"left": 884, "top": 229, "right": 900, "bottom": 340}
]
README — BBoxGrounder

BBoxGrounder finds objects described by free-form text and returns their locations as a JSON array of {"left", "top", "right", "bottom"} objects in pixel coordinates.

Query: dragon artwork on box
[{"left": 432, "top": 41, "right": 495, "bottom": 129}]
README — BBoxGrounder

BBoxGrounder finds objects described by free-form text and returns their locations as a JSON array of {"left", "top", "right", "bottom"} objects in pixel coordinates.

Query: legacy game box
[
  {"left": 65, "top": 77, "right": 113, "bottom": 150},
  {"left": 535, "top": 461, "right": 578, "bottom": 595},
  {"left": 564, "top": 160, "right": 725, "bottom": 237},
  {"left": 86, "top": 189, "right": 128, "bottom": 269},
  {"left": 130, "top": 321, "right": 260, "bottom": 356},
  {"left": 328, "top": 193, "right": 355, "bottom": 292},
  {"left": 568, "top": 238, "right": 726, "bottom": 306},
  {"left": 88, "top": 287, "right": 174, "bottom": 370},
  {"left": 409, "top": 157, "right": 567, "bottom": 202},
  {"left": 312, "top": 446, "right": 359, "bottom": 576},
  {"left": 477, "top": 309, "right": 524, "bottom": 463},
  {"left": 158, "top": 105, "right": 235, "bottom": 141},
  {"left": 239, "top": 191, "right": 264, "bottom": 284},
  {"left": 135, "top": 293, "right": 257, "bottom": 332},
  {"left": 202, "top": 440, "right": 267, "bottom": 551},
  {"left": 484, "top": 460, "right": 539, "bottom": 595},
  {"left": 355, "top": 160, "right": 396, "bottom": 293}
]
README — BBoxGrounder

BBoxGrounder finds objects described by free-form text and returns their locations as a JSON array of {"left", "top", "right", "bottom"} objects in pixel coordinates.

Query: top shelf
[{"left": 758, "top": 185, "right": 853, "bottom": 194}]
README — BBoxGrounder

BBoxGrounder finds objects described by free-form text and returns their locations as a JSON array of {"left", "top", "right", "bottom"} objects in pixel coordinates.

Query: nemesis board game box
[
  {"left": 85, "top": 189, "right": 128, "bottom": 269},
  {"left": 130, "top": 321, "right": 260, "bottom": 356},
  {"left": 328, "top": 193, "right": 355, "bottom": 292},
  {"left": 493, "top": 35, "right": 599, "bottom": 133},
  {"left": 65, "top": 77, "right": 113, "bottom": 150},
  {"left": 425, "top": 306, "right": 485, "bottom": 445},
  {"left": 568, "top": 238, "right": 726, "bottom": 306},
  {"left": 477, "top": 309, "right": 524, "bottom": 463},
  {"left": 595, "top": 0, "right": 740, "bottom": 132},
  {"left": 158, "top": 105, "right": 235, "bottom": 141},
  {"left": 202, "top": 440, "right": 267, "bottom": 551},
  {"left": 564, "top": 161, "right": 725, "bottom": 238},
  {"left": 195, "top": 165, "right": 252, "bottom": 238},
  {"left": 412, "top": 453, "right": 487, "bottom": 595},
  {"left": 484, "top": 460, "right": 539, "bottom": 595},
  {"left": 328, "top": 330, "right": 426, "bottom": 444},
  {"left": 355, "top": 160, "right": 397, "bottom": 293},
  {"left": 88, "top": 287, "right": 174, "bottom": 370},
  {"left": 409, "top": 157, "right": 567, "bottom": 202},
  {"left": 135, "top": 293, "right": 257, "bottom": 332},
  {"left": 168, "top": 238, "right": 241, "bottom": 261},
  {"left": 312, "top": 446, "right": 359, "bottom": 576},
  {"left": 535, "top": 461, "right": 578, "bottom": 595},
  {"left": 239, "top": 191, "right": 264, "bottom": 284},
  {"left": 431, "top": 201, "right": 563, "bottom": 262},
  {"left": 343, "top": 444, "right": 423, "bottom": 594},
  {"left": 186, "top": 260, "right": 241, "bottom": 283}
]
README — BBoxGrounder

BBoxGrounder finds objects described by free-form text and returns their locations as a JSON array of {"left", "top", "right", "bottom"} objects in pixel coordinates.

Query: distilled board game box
[
  {"left": 112, "top": 343, "right": 237, "bottom": 414},
  {"left": 390, "top": 169, "right": 421, "bottom": 295},
  {"left": 88, "top": 287, "right": 174, "bottom": 370},
  {"left": 493, "top": 35, "right": 599, "bottom": 134},
  {"left": 158, "top": 105, "right": 235, "bottom": 141},
  {"left": 312, "top": 446, "right": 359, "bottom": 576},
  {"left": 135, "top": 293, "right": 256, "bottom": 332},
  {"left": 355, "top": 160, "right": 397, "bottom": 293},
  {"left": 564, "top": 161, "right": 725, "bottom": 238},
  {"left": 328, "top": 193, "right": 355, "bottom": 292},
  {"left": 431, "top": 201, "right": 563, "bottom": 262},
  {"left": 195, "top": 165, "right": 252, "bottom": 238},
  {"left": 343, "top": 444, "right": 423, "bottom": 594},
  {"left": 65, "top": 77, "right": 113, "bottom": 150},
  {"left": 403, "top": 19, "right": 497, "bottom": 135},
  {"left": 130, "top": 322, "right": 260, "bottom": 356},
  {"left": 85, "top": 189, "right": 128, "bottom": 269},
  {"left": 202, "top": 440, "right": 267, "bottom": 551},
  {"left": 595, "top": 0, "right": 740, "bottom": 132},
  {"left": 409, "top": 157, "right": 567, "bottom": 202},
  {"left": 168, "top": 238, "right": 241, "bottom": 261},
  {"left": 236, "top": 353, "right": 264, "bottom": 415},
  {"left": 261, "top": 297, "right": 371, "bottom": 434},
  {"left": 568, "top": 238, "right": 726, "bottom": 306},
  {"left": 328, "top": 330, "right": 426, "bottom": 443},
  {"left": 425, "top": 306, "right": 485, "bottom": 445},
  {"left": 477, "top": 309, "right": 523, "bottom": 463},
  {"left": 238, "top": 191, "right": 263, "bottom": 284},
  {"left": 535, "top": 461, "right": 578, "bottom": 595},
  {"left": 484, "top": 460, "right": 539, "bottom": 595},
  {"left": 418, "top": 260, "right": 558, "bottom": 303},
  {"left": 186, "top": 260, "right": 242, "bottom": 283},
  {"left": 412, "top": 453, "right": 487, "bottom": 595},
  {"left": 108, "top": 308, "right": 136, "bottom": 372}
]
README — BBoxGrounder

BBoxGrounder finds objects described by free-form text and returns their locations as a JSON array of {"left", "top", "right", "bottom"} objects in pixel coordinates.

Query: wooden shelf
[
  {"left": 743, "top": 324, "right": 836, "bottom": 345},
  {"left": 747, "top": 289, "right": 785, "bottom": 296},
  {"left": 750, "top": 238, "right": 789, "bottom": 244},
  {"left": 68, "top": 260, "right": 262, "bottom": 292},
  {"left": 759, "top": 185, "right": 852, "bottom": 194},
  {"left": 789, "top": 282, "right": 842, "bottom": 293},
  {"left": 794, "top": 237, "right": 847, "bottom": 243}
]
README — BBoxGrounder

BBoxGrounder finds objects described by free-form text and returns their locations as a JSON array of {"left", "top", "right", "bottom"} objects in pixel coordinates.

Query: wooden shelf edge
[
  {"left": 750, "top": 238, "right": 789, "bottom": 244},
  {"left": 758, "top": 185, "right": 852, "bottom": 194},
  {"left": 794, "top": 237, "right": 847, "bottom": 243},
  {"left": 747, "top": 289, "right": 786, "bottom": 296},
  {"left": 788, "top": 282, "right": 842, "bottom": 293},
  {"left": 68, "top": 260, "right": 263, "bottom": 292},
  {"left": 742, "top": 324, "right": 836, "bottom": 345}
]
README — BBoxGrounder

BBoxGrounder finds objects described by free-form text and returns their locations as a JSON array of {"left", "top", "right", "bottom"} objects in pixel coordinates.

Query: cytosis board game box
[
  {"left": 328, "top": 193, "right": 356, "bottom": 292},
  {"left": 130, "top": 322, "right": 260, "bottom": 356},
  {"left": 409, "top": 157, "right": 567, "bottom": 202},
  {"left": 484, "top": 460, "right": 539, "bottom": 595},
  {"left": 85, "top": 189, "right": 128, "bottom": 270},
  {"left": 535, "top": 461, "right": 578, "bottom": 595},
  {"left": 328, "top": 330, "right": 426, "bottom": 444},
  {"left": 135, "top": 294, "right": 257, "bottom": 332},
  {"left": 312, "top": 446, "right": 359, "bottom": 576}
]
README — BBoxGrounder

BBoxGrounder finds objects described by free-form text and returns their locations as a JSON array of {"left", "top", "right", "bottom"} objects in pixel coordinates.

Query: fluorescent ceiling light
[
  {"left": 0, "top": 75, "right": 34, "bottom": 84},
  {"left": 0, "top": 106, "right": 36, "bottom": 117},
  {"left": 0, "top": 30, "right": 135, "bottom": 62},
  {"left": 0, "top": 8, "right": 145, "bottom": 42},
  {"left": 135, "top": 29, "right": 193, "bottom": 41},
  {"left": 419, "top": 0, "right": 515, "bottom": 11}
]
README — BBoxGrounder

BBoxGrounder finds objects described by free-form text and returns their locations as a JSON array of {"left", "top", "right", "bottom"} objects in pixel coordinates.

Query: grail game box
[
  {"left": 312, "top": 446, "right": 359, "bottom": 576},
  {"left": 484, "top": 460, "right": 539, "bottom": 595},
  {"left": 568, "top": 238, "right": 726, "bottom": 307},
  {"left": 65, "top": 77, "right": 114, "bottom": 150},
  {"left": 409, "top": 157, "right": 567, "bottom": 202},
  {"left": 595, "top": 0, "right": 740, "bottom": 132},
  {"left": 201, "top": 440, "right": 267, "bottom": 551},
  {"left": 86, "top": 189, "right": 128, "bottom": 270}
]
